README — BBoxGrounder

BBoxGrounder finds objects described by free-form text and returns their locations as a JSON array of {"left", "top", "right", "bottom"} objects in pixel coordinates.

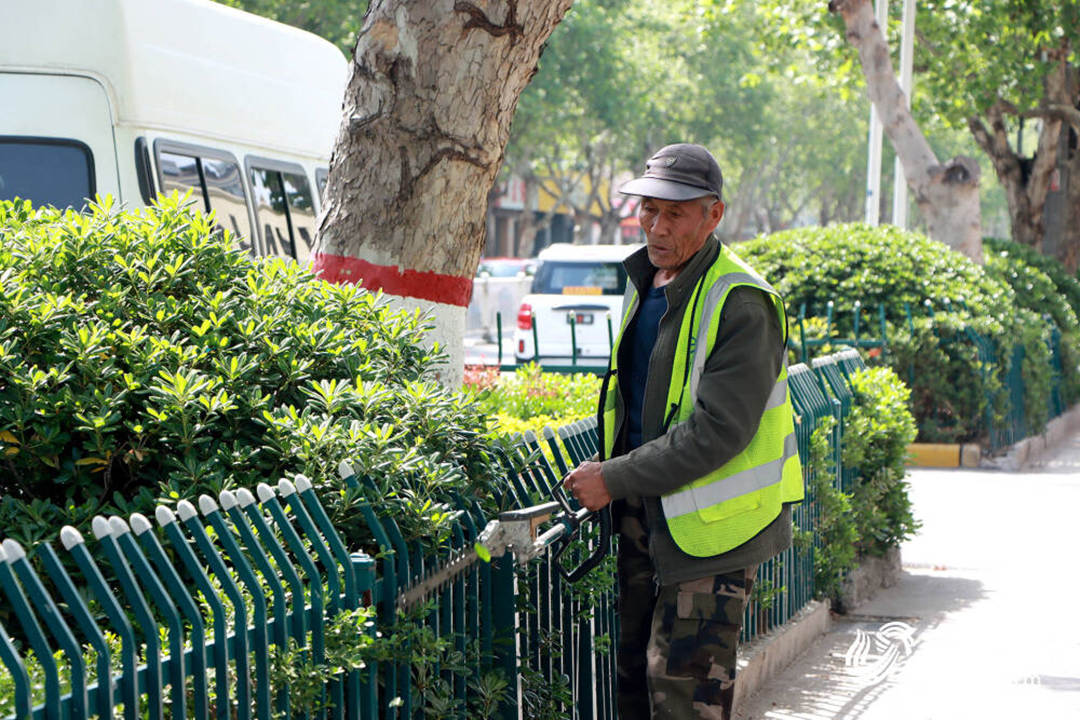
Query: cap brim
[{"left": 618, "top": 177, "right": 715, "bottom": 201}]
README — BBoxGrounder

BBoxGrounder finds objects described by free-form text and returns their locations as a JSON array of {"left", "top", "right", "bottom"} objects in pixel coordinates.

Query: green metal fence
[
  {"left": 0, "top": 351, "right": 868, "bottom": 720},
  {"left": 793, "top": 298, "right": 1069, "bottom": 453}
]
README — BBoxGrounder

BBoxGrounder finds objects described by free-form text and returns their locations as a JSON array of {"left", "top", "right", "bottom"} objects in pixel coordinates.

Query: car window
[{"left": 531, "top": 261, "right": 626, "bottom": 295}]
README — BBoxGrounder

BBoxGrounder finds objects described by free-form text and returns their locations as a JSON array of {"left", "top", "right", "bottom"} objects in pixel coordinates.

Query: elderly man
[{"left": 564, "top": 144, "right": 803, "bottom": 719}]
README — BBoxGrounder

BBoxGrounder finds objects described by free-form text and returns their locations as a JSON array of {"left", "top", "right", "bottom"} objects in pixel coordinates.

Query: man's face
[{"left": 637, "top": 196, "right": 724, "bottom": 272}]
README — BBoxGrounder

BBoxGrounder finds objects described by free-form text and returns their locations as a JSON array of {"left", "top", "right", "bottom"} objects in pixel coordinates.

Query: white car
[{"left": 514, "top": 243, "right": 643, "bottom": 366}]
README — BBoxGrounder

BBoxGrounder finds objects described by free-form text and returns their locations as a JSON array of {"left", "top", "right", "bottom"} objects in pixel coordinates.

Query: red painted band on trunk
[{"left": 312, "top": 253, "right": 473, "bottom": 307}]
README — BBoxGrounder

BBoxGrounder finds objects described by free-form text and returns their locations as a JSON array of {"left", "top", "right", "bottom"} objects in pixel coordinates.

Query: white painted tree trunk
[
  {"left": 830, "top": 0, "right": 983, "bottom": 263},
  {"left": 314, "top": 0, "right": 574, "bottom": 386}
]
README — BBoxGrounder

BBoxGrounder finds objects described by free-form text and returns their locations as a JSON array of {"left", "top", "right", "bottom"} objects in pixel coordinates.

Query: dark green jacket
[{"left": 601, "top": 235, "right": 793, "bottom": 586}]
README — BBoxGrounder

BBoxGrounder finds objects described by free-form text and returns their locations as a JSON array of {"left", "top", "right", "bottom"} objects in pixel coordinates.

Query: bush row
[
  {"left": 740, "top": 224, "right": 1077, "bottom": 443},
  {"left": 0, "top": 197, "right": 503, "bottom": 551},
  {"left": 805, "top": 365, "right": 919, "bottom": 601}
]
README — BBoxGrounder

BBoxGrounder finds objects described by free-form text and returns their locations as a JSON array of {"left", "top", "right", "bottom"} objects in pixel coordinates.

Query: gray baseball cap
[{"left": 619, "top": 143, "right": 723, "bottom": 201}]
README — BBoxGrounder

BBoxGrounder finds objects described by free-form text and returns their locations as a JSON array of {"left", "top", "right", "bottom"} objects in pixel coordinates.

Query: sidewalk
[{"left": 737, "top": 431, "right": 1080, "bottom": 719}]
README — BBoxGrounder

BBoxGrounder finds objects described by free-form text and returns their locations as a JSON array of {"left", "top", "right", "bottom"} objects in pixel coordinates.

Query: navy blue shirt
[{"left": 626, "top": 285, "right": 667, "bottom": 449}]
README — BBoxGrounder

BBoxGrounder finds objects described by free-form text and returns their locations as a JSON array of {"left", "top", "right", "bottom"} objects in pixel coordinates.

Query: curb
[
  {"left": 981, "top": 403, "right": 1080, "bottom": 471},
  {"left": 906, "top": 442, "right": 981, "bottom": 468},
  {"left": 735, "top": 599, "right": 831, "bottom": 707}
]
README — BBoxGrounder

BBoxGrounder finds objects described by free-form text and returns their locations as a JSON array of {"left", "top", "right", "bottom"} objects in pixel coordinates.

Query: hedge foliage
[
  {"left": 805, "top": 365, "right": 918, "bottom": 602},
  {"left": 740, "top": 224, "right": 1073, "bottom": 443},
  {"left": 983, "top": 237, "right": 1080, "bottom": 405},
  {"left": 0, "top": 198, "right": 503, "bottom": 549}
]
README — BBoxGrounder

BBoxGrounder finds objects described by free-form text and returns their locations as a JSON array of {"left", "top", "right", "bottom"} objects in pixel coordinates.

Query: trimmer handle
[{"left": 549, "top": 476, "right": 613, "bottom": 583}]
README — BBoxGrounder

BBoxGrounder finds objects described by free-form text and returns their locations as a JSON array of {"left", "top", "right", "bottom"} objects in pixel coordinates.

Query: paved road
[{"left": 737, "top": 433, "right": 1080, "bottom": 719}]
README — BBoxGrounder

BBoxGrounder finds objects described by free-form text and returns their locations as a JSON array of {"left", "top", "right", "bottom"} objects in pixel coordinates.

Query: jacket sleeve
[{"left": 601, "top": 286, "right": 783, "bottom": 500}]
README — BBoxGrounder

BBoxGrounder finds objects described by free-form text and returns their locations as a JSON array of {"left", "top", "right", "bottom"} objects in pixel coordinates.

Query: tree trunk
[
  {"left": 314, "top": 0, "right": 573, "bottom": 385},
  {"left": 968, "top": 52, "right": 1069, "bottom": 251},
  {"left": 830, "top": 0, "right": 983, "bottom": 263},
  {"left": 1043, "top": 65, "right": 1080, "bottom": 272},
  {"left": 1062, "top": 144, "right": 1080, "bottom": 273}
]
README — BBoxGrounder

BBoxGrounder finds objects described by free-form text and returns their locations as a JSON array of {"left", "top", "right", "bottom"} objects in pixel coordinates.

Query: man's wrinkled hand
[{"left": 563, "top": 461, "right": 612, "bottom": 511}]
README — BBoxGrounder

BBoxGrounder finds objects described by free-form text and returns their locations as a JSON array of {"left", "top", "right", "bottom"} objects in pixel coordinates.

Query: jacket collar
[{"left": 624, "top": 234, "right": 721, "bottom": 307}]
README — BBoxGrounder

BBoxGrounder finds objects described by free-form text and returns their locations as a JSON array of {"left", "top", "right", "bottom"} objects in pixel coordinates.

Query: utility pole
[
  {"left": 892, "top": 0, "right": 916, "bottom": 228},
  {"left": 864, "top": 0, "right": 888, "bottom": 225}
]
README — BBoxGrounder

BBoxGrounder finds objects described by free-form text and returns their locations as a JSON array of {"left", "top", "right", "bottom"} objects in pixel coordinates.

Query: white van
[
  {"left": 0, "top": 0, "right": 347, "bottom": 262},
  {"left": 514, "top": 243, "right": 642, "bottom": 365}
]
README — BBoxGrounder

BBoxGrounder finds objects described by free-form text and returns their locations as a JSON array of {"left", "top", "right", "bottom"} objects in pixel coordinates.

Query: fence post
[
  {"left": 351, "top": 552, "right": 378, "bottom": 720},
  {"left": 493, "top": 552, "right": 520, "bottom": 720}
]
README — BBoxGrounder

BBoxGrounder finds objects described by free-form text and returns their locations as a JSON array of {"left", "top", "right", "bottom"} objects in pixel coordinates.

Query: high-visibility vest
[{"left": 601, "top": 244, "right": 804, "bottom": 557}]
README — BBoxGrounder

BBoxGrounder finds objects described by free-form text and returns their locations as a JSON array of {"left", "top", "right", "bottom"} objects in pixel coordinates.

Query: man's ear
[{"left": 706, "top": 200, "right": 725, "bottom": 232}]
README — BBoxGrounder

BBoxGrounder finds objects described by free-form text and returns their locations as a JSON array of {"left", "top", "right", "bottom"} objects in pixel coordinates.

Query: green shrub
[
  {"left": 805, "top": 415, "right": 858, "bottom": 601},
  {"left": 0, "top": 197, "right": 502, "bottom": 549},
  {"left": 843, "top": 367, "right": 919, "bottom": 556},
  {"left": 985, "top": 237, "right": 1080, "bottom": 320},
  {"left": 739, "top": 224, "right": 1060, "bottom": 443},
  {"left": 983, "top": 239, "right": 1080, "bottom": 407}
]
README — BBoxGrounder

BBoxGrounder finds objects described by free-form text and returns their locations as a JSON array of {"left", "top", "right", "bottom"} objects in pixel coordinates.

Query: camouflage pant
[{"left": 615, "top": 501, "right": 755, "bottom": 720}]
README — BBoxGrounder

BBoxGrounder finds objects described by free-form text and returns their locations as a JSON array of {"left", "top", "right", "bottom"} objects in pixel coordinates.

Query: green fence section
[
  {"left": 0, "top": 350, "right": 868, "bottom": 720},
  {"left": 792, "top": 298, "right": 1069, "bottom": 453}
]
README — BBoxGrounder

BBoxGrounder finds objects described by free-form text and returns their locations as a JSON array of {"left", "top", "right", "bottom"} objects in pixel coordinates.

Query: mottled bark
[
  {"left": 968, "top": 52, "right": 1069, "bottom": 251},
  {"left": 830, "top": 0, "right": 983, "bottom": 262},
  {"left": 1061, "top": 141, "right": 1080, "bottom": 273},
  {"left": 314, "top": 0, "right": 573, "bottom": 382}
]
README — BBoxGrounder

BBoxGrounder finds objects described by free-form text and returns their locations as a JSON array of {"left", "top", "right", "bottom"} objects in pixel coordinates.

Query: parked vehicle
[
  {"left": 0, "top": 0, "right": 346, "bottom": 262},
  {"left": 468, "top": 257, "right": 536, "bottom": 340},
  {"left": 514, "top": 243, "right": 642, "bottom": 365},
  {"left": 475, "top": 257, "right": 537, "bottom": 278}
]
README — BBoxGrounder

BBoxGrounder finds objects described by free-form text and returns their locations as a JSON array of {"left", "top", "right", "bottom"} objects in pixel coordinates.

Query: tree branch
[{"left": 1018, "top": 104, "right": 1080, "bottom": 131}]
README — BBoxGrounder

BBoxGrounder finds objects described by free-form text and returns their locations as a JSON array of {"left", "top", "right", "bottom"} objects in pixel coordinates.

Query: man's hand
[{"left": 563, "top": 461, "right": 612, "bottom": 511}]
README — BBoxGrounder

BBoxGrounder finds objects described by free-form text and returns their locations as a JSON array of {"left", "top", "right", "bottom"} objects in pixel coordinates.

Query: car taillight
[{"left": 517, "top": 302, "right": 533, "bottom": 330}]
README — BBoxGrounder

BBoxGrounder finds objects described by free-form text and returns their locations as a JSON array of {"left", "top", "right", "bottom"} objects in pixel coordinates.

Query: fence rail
[{"left": 0, "top": 351, "right": 871, "bottom": 720}]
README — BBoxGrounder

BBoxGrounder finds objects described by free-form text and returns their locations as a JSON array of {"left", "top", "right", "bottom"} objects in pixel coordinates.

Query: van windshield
[
  {"left": 532, "top": 261, "right": 627, "bottom": 296},
  {"left": 0, "top": 139, "right": 94, "bottom": 210}
]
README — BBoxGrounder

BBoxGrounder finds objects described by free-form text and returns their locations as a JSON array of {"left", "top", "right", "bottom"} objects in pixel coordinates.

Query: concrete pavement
[{"left": 737, "top": 431, "right": 1080, "bottom": 719}]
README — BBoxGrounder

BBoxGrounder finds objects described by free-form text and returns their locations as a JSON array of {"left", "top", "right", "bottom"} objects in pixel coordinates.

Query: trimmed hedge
[
  {"left": 740, "top": 224, "right": 1069, "bottom": 443},
  {"left": 984, "top": 237, "right": 1080, "bottom": 406},
  {"left": 0, "top": 197, "right": 502, "bottom": 548}
]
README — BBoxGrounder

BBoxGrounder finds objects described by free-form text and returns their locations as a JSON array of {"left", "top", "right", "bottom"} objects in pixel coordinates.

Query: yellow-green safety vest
[{"left": 601, "top": 244, "right": 804, "bottom": 557}]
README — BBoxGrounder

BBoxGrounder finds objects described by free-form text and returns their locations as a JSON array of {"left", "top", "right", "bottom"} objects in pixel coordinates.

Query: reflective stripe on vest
[
  {"left": 661, "top": 432, "right": 798, "bottom": 519},
  {"left": 601, "top": 243, "right": 804, "bottom": 558}
]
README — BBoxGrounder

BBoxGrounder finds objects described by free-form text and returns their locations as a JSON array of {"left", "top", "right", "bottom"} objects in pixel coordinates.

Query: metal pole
[
  {"left": 865, "top": 0, "right": 888, "bottom": 225},
  {"left": 893, "top": 0, "right": 916, "bottom": 228}
]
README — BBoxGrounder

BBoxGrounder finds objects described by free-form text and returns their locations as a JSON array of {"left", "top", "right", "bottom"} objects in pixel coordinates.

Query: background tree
[
  {"left": 826, "top": 0, "right": 983, "bottom": 261},
  {"left": 217, "top": 0, "right": 367, "bottom": 54},
  {"left": 914, "top": 0, "right": 1079, "bottom": 268},
  {"left": 502, "top": 0, "right": 869, "bottom": 246},
  {"left": 753, "top": 1, "right": 1080, "bottom": 266}
]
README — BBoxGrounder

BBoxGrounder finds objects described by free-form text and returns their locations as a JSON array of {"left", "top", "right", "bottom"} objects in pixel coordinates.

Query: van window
[
  {"left": 202, "top": 158, "right": 249, "bottom": 242},
  {"left": 249, "top": 167, "right": 294, "bottom": 258},
  {"left": 316, "top": 167, "right": 328, "bottom": 202},
  {"left": 248, "top": 162, "right": 316, "bottom": 263},
  {"left": 0, "top": 137, "right": 95, "bottom": 210},
  {"left": 155, "top": 142, "right": 253, "bottom": 252}
]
